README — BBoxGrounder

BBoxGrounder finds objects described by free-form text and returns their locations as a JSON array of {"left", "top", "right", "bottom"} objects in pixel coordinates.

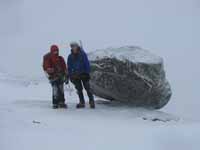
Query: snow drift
[{"left": 88, "top": 46, "right": 172, "bottom": 109}]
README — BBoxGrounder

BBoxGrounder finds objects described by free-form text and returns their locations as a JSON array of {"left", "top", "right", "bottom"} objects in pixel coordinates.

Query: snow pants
[
  {"left": 72, "top": 79, "right": 94, "bottom": 104},
  {"left": 51, "top": 79, "right": 65, "bottom": 105}
]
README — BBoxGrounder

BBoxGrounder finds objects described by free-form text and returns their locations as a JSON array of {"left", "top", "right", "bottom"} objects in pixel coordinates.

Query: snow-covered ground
[
  {"left": 1, "top": 0, "right": 200, "bottom": 149},
  {"left": 0, "top": 74, "right": 200, "bottom": 150}
]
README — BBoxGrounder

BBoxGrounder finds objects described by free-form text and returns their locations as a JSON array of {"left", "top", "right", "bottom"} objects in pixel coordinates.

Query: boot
[
  {"left": 89, "top": 100, "right": 95, "bottom": 109},
  {"left": 59, "top": 102, "right": 67, "bottom": 108},
  {"left": 53, "top": 104, "right": 59, "bottom": 109},
  {"left": 76, "top": 101, "right": 85, "bottom": 109}
]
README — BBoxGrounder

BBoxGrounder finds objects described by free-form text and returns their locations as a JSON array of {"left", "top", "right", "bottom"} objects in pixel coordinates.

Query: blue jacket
[{"left": 67, "top": 49, "right": 90, "bottom": 77}]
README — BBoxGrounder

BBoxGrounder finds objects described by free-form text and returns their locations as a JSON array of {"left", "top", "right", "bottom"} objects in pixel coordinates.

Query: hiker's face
[
  {"left": 51, "top": 50, "right": 59, "bottom": 58},
  {"left": 71, "top": 46, "right": 79, "bottom": 54}
]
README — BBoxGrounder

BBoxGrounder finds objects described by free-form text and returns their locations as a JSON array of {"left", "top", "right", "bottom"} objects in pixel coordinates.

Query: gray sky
[
  {"left": 0, "top": 0, "right": 200, "bottom": 116},
  {"left": 0, "top": 0, "right": 199, "bottom": 74}
]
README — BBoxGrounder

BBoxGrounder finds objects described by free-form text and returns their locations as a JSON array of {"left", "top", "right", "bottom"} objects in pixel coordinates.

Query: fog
[{"left": 0, "top": 0, "right": 200, "bottom": 117}]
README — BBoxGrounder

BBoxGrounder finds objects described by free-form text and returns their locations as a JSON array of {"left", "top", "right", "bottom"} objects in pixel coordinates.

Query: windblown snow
[{"left": 88, "top": 46, "right": 163, "bottom": 64}]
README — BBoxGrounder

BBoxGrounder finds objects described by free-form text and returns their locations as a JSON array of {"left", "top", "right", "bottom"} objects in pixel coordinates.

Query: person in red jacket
[{"left": 43, "top": 45, "right": 68, "bottom": 109}]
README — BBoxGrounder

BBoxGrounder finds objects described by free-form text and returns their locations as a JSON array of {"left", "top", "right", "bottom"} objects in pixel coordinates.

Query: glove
[{"left": 59, "top": 74, "right": 67, "bottom": 82}]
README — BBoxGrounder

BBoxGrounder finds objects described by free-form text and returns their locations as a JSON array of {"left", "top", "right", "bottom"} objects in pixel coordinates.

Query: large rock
[{"left": 88, "top": 46, "right": 172, "bottom": 109}]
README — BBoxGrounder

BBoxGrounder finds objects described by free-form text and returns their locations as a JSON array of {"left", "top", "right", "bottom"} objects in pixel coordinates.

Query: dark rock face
[{"left": 88, "top": 46, "right": 172, "bottom": 109}]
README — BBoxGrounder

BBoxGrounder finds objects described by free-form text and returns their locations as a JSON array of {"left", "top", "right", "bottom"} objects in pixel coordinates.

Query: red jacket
[{"left": 43, "top": 52, "right": 67, "bottom": 80}]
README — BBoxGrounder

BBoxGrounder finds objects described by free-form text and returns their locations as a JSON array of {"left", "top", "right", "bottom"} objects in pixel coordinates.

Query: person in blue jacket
[{"left": 67, "top": 42, "right": 95, "bottom": 108}]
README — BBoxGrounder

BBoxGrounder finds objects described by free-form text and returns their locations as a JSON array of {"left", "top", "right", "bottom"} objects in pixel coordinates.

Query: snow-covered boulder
[{"left": 88, "top": 46, "right": 172, "bottom": 109}]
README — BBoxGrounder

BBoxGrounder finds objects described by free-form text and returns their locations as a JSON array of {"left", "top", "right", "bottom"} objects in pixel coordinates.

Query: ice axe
[{"left": 79, "top": 40, "right": 83, "bottom": 49}]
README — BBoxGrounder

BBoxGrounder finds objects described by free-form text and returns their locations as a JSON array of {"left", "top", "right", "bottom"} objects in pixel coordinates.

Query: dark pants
[
  {"left": 51, "top": 79, "right": 65, "bottom": 105},
  {"left": 72, "top": 79, "right": 94, "bottom": 103}
]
